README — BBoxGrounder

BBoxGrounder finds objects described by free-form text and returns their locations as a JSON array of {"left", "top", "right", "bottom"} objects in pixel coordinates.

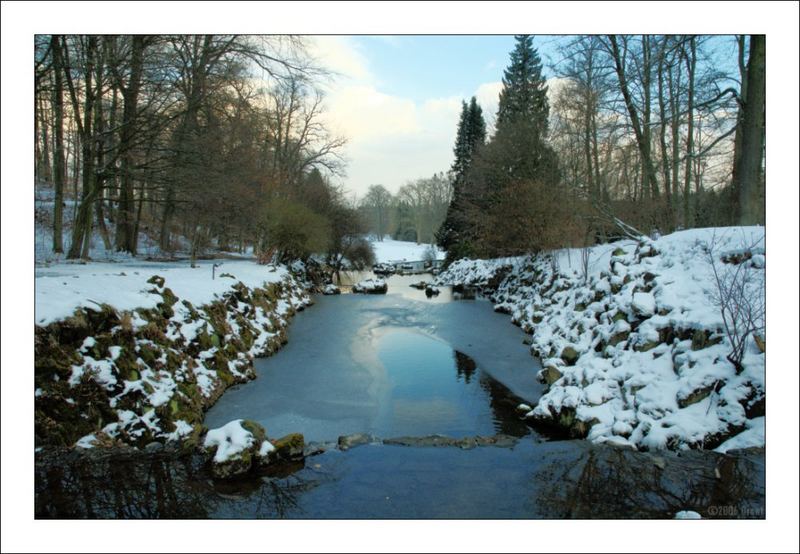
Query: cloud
[{"left": 307, "top": 36, "right": 372, "bottom": 83}]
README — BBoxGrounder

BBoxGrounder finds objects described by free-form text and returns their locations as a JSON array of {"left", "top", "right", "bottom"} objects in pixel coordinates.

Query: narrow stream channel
[{"left": 204, "top": 273, "right": 543, "bottom": 442}]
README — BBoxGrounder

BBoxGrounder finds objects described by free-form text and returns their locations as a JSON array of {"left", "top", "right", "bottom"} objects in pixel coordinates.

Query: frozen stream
[
  {"left": 35, "top": 273, "right": 765, "bottom": 519},
  {"left": 204, "top": 273, "right": 544, "bottom": 442}
]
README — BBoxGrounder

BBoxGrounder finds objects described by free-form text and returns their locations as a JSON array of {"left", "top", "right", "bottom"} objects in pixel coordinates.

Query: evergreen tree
[
  {"left": 436, "top": 96, "right": 486, "bottom": 256},
  {"left": 496, "top": 34, "right": 550, "bottom": 138}
]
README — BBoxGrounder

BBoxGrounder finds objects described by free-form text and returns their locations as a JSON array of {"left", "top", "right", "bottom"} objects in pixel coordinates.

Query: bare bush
[{"left": 705, "top": 232, "right": 765, "bottom": 373}]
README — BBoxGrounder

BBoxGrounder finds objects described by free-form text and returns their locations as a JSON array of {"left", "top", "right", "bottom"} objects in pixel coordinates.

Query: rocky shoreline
[
  {"left": 34, "top": 264, "right": 318, "bottom": 455},
  {"left": 435, "top": 229, "right": 766, "bottom": 452}
]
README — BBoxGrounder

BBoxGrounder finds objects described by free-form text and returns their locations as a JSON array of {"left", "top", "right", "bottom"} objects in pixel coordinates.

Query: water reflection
[
  {"left": 453, "top": 350, "right": 477, "bottom": 384},
  {"left": 35, "top": 440, "right": 764, "bottom": 519},
  {"left": 532, "top": 446, "right": 765, "bottom": 519}
]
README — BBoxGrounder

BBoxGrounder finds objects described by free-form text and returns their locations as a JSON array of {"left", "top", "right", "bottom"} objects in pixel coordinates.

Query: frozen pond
[{"left": 205, "top": 273, "right": 543, "bottom": 442}]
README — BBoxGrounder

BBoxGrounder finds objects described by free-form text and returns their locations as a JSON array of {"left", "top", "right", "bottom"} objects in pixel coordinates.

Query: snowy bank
[
  {"left": 436, "top": 227, "right": 765, "bottom": 451},
  {"left": 370, "top": 238, "right": 445, "bottom": 264},
  {"left": 35, "top": 260, "right": 313, "bottom": 450}
]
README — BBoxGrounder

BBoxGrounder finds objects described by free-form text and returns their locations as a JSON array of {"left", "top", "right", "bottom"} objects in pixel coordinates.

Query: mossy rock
[
  {"left": 691, "top": 329, "right": 710, "bottom": 351},
  {"left": 574, "top": 303, "right": 586, "bottom": 312},
  {"left": 634, "top": 340, "right": 660, "bottom": 352},
  {"left": 540, "top": 366, "right": 563, "bottom": 385},
  {"left": 612, "top": 247, "right": 626, "bottom": 257},
  {"left": 241, "top": 420, "right": 267, "bottom": 444},
  {"left": 560, "top": 346, "right": 580, "bottom": 366},
  {"left": 210, "top": 448, "right": 254, "bottom": 479},
  {"left": 677, "top": 384, "right": 716, "bottom": 409},
  {"left": 272, "top": 433, "right": 305, "bottom": 461},
  {"left": 147, "top": 275, "right": 165, "bottom": 288},
  {"left": 609, "top": 331, "right": 630, "bottom": 347}
]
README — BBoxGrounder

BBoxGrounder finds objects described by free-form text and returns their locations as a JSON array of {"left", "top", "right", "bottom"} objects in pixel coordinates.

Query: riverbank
[
  {"left": 435, "top": 227, "right": 766, "bottom": 452},
  {"left": 34, "top": 259, "right": 314, "bottom": 450}
]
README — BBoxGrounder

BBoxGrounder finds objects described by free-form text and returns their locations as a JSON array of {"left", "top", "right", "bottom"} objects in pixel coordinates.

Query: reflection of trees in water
[
  {"left": 35, "top": 451, "right": 325, "bottom": 519},
  {"left": 453, "top": 350, "right": 477, "bottom": 383},
  {"left": 36, "top": 452, "right": 211, "bottom": 518},
  {"left": 532, "top": 446, "right": 765, "bottom": 519},
  {"left": 477, "top": 374, "right": 532, "bottom": 438},
  {"left": 453, "top": 349, "right": 532, "bottom": 437}
]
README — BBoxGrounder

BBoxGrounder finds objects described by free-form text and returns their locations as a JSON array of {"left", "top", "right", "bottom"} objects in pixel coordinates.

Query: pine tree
[
  {"left": 496, "top": 34, "right": 550, "bottom": 138},
  {"left": 436, "top": 96, "right": 486, "bottom": 255}
]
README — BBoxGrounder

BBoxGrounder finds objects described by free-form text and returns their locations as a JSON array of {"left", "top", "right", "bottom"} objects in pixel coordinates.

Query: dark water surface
[
  {"left": 204, "top": 273, "right": 542, "bottom": 442},
  {"left": 36, "top": 273, "right": 766, "bottom": 519}
]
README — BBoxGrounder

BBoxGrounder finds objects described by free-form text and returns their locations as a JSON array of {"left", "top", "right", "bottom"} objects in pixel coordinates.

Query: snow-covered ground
[
  {"left": 369, "top": 237, "right": 445, "bottom": 264},
  {"left": 35, "top": 259, "right": 289, "bottom": 326},
  {"left": 437, "top": 227, "right": 766, "bottom": 452}
]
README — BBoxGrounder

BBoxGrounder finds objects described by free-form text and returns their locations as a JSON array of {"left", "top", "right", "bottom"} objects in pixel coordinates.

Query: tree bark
[
  {"left": 51, "top": 35, "right": 66, "bottom": 253},
  {"left": 115, "top": 35, "right": 145, "bottom": 254},
  {"left": 682, "top": 36, "right": 696, "bottom": 228},
  {"left": 736, "top": 35, "right": 765, "bottom": 225}
]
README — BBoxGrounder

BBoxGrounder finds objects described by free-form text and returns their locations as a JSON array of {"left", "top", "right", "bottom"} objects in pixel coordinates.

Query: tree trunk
[
  {"left": 115, "top": 35, "right": 145, "bottom": 254},
  {"left": 608, "top": 36, "right": 660, "bottom": 206},
  {"left": 736, "top": 35, "right": 765, "bottom": 225},
  {"left": 657, "top": 38, "right": 674, "bottom": 231},
  {"left": 682, "top": 36, "right": 696, "bottom": 229},
  {"left": 51, "top": 35, "right": 66, "bottom": 253},
  {"left": 730, "top": 35, "right": 748, "bottom": 222}
]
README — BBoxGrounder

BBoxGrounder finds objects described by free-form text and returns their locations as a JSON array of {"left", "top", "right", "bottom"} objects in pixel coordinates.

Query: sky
[
  {"left": 308, "top": 35, "right": 565, "bottom": 198},
  {"left": 307, "top": 34, "right": 745, "bottom": 200}
]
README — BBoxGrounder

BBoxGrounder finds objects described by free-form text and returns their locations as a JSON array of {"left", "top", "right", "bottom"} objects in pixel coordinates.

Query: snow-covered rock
[
  {"left": 437, "top": 227, "right": 765, "bottom": 451},
  {"left": 352, "top": 277, "right": 387, "bottom": 294}
]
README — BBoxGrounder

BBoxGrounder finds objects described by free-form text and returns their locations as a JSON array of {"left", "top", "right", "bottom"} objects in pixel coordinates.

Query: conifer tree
[
  {"left": 496, "top": 34, "right": 550, "bottom": 138},
  {"left": 436, "top": 96, "right": 486, "bottom": 256}
]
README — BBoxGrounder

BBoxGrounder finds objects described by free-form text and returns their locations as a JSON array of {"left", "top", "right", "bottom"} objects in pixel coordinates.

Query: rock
[
  {"left": 272, "top": 433, "right": 305, "bottom": 461},
  {"left": 652, "top": 456, "right": 666, "bottom": 470},
  {"left": 409, "top": 281, "right": 427, "bottom": 290},
  {"left": 631, "top": 292, "right": 656, "bottom": 317},
  {"left": 352, "top": 278, "right": 388, "bottom": 294},
  {"left": 144, "top": 441, "right": 163, "bottom": 452},
  {"left": 515, "top": 403, "right": 532, "bottom": 416},
  {"left": 560, "top": 346, "right": 580, "bottom": 366},
  {"left": 322, "top": 284, "right": 341, "bottom": 295},
  {"left": 146, "top": 275, "right": 165, "bottom": 288},
  {"left": 677, "top": 384, "right": 715, "bottom": 409},
  {"left": 337, "top": 433, "right": 373, "bottom": 450},
  {"left": 691, "top": 329, "right": 709, "bottom": 351},
  {"left": 539, "top": 366, "right": 563, "bottom": 385},
  {"left": 203, "top": 420, "right": 267, "bottom": 479},
  {"left": 424, "top": 285, "right": 440, "bottom": 297}
]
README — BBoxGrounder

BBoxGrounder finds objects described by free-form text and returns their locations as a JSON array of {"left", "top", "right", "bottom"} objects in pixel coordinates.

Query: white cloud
[{"left": 307, "top": 36, "right": 372, "bottom": 83}]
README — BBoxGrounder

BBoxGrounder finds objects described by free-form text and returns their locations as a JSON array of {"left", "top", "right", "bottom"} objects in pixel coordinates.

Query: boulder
[
  {"left": 272, "top": 433, "right": 305, "bottom": 461},
  {"left": 352, "top": 278, "right": 388, "bottom": 294},
  {"left": 560, "top": 346, "right": 580, "bottom": 366},
  {"left": 203, "top": 419, "right": 267, "bottom": 479},
  {"left": 322, "top": 284, "right": 341, "bottom": 295},
  {"left": 539, "top": 366, "right": 563, "bottom": 385},
  {"left": 337, "top": 433, "right": 373, "bottom": 450}
]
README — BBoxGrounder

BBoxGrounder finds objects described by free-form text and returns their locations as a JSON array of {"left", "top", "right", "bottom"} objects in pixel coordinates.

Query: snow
[
  {"left": 674, "top": 510, "right": 702, "bottom": 519},
  {"left": 258, "top": 439, "right": 276, "bottom": 457},
  {"left": 203, "top": 419, "right": 256, "bottom": 463},
  {"left": 714, "top": 417, "right": 765, "bottom": 453},
  {"left": 35, "top": 259, "right": 289, "bottom": 326},
  {"left": 437, "top": 227, "right": 766, "bottom": 451},
  {"left": 369, "top": 238, "right": 445, "bottom": 264}
]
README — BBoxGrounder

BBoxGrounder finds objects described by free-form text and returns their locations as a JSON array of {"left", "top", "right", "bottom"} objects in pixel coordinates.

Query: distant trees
[
  {"left": 360, "top": 184, "right": 393, "bottom": 241},
  {"left": 358, "top": 174, "right": 452, "bottom": 246}
]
